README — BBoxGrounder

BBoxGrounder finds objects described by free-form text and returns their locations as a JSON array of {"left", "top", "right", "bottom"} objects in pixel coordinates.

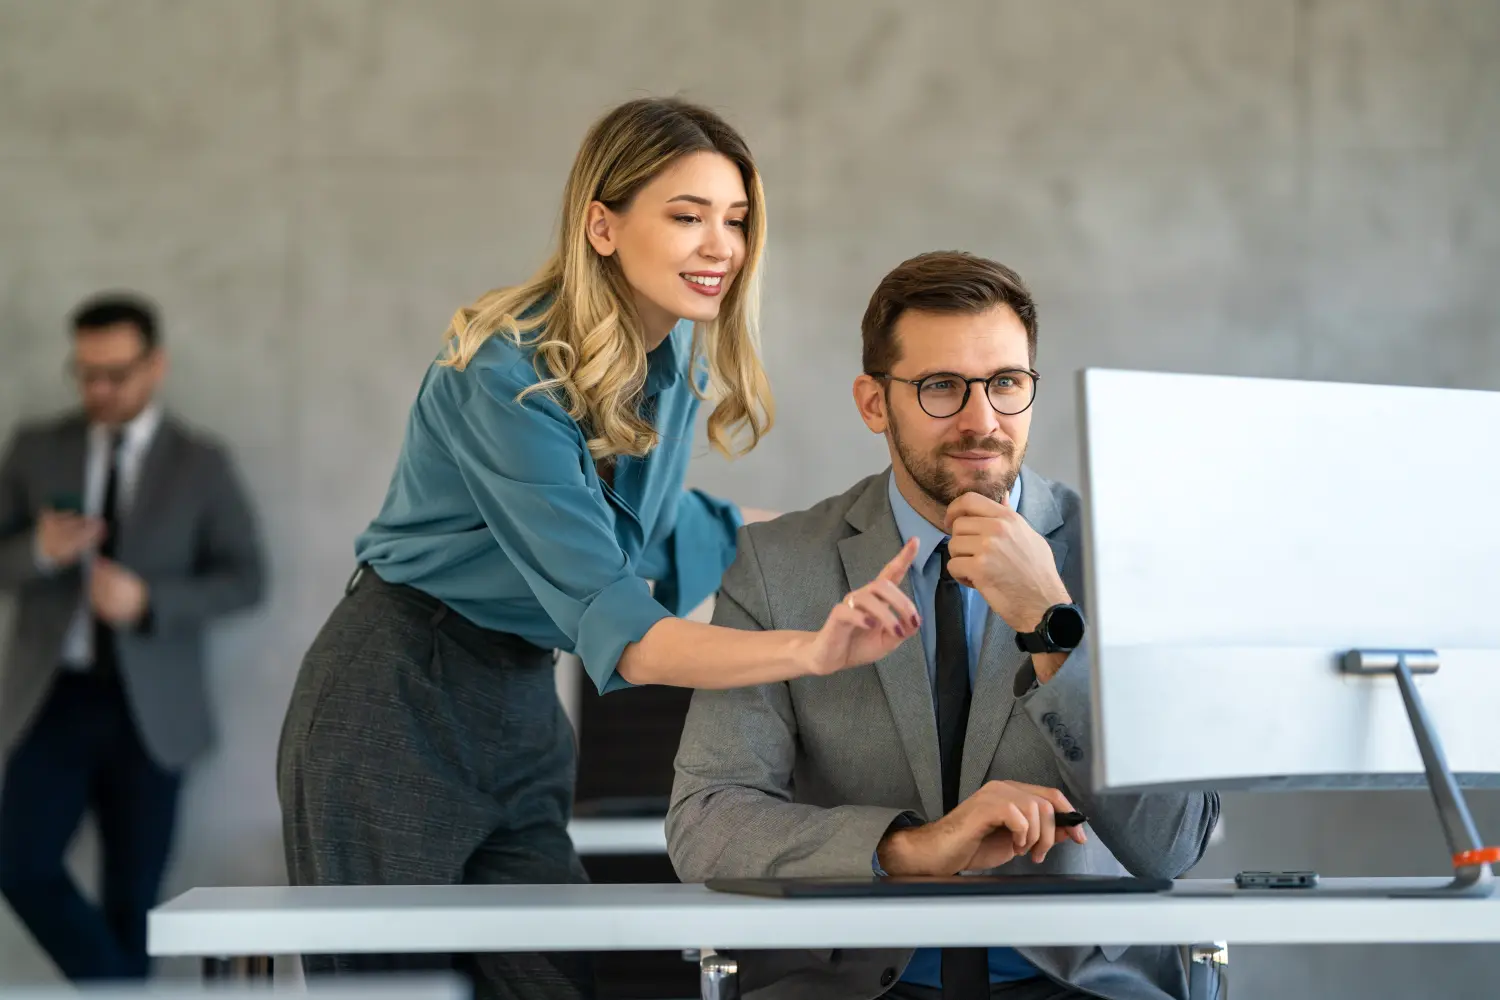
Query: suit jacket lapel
[
  {"left": 960, "top": 612, "right": 1026, "bottom": 798},
  {"left": 1018, "top": 466, "right": 1068, "bottom": 579},
  {"left": 960, "top": 467, "right": 1071, "bottom": 799},
  {"left": 839, "top": 475, "right": 945, "bottom": 822},
  {"left": 122, "top": 418, "right": 179, "bottom": 544}
]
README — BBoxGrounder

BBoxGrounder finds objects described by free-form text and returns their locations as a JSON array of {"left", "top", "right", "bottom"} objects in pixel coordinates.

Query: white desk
[
  {"left": 566, "top": 817, "right": 667, "bottom": 856},
  {"left": 150, "top": 879, "right": 1500, "bottom": 962}
]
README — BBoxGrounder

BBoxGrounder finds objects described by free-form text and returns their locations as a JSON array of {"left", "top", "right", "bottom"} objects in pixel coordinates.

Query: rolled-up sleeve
[
  {"left": 650, "top": 487, "right": 742, "bottom": 617},
  {"left": 440, "top": 362, "right": 672, "bottom": 695}
]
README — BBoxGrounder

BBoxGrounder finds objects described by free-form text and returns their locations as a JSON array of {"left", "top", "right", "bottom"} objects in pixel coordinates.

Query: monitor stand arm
[{"left": 1343, "top": 650, "right": 1498, "bottom": 898}]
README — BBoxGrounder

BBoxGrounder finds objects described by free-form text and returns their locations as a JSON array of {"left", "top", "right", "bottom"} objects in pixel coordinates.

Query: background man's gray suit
[
  {"left": 668, "top": 468, "right": 1220, "bottom": 1000},
  {"left": 0, "top": 411, "right": 265, "bottom": 769}
]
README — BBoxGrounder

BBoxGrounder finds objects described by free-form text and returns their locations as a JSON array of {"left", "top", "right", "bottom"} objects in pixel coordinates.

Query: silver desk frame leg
[
  {"left": 700, "top": 953, "right": 739, "bottom": 1000},
  {"left": 1186, "top": 942, "right": 1229, "bottom": 1000},
  {"left": 1343, "top": 649, "right": 1497, "bottom": 897},
  {"left": 202, "top": 955, "right": 274, "bottom": 981}
]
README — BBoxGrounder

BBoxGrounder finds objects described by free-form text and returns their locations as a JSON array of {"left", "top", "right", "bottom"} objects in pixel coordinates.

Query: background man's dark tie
[
  {"left": 91, "top": 430, "right": 123, "bottom": 676},
  {"left": 935, "top": 541, "right": 988, "bottom": 999}
]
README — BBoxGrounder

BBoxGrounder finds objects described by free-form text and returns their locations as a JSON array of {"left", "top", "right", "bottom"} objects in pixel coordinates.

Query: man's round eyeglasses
[
  {"left": 866, "top": 368, "right": 1040, "bottom": 419},
  {"left": 65, "top": 352, "right": 151, "bottom": 387}
]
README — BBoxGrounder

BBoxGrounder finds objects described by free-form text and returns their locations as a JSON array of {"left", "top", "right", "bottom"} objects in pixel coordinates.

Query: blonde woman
[{"left": 276, "top": 98, "right": 919, "bottom": 998}]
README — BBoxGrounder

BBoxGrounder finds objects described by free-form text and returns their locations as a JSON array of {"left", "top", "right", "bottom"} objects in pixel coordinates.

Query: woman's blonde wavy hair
[{"left": 440, "top": 98, "right": 774, "bottom": 462}]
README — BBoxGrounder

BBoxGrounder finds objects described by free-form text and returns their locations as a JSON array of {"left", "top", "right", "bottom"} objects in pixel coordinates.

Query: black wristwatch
[{"left": 1014, "top": 603, "right": 1086, "bottom": 654}]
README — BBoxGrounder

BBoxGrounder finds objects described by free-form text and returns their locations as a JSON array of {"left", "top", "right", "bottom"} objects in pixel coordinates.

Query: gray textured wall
[{"left": 1, "top": 1, "right": 1498, "bottom": 995}]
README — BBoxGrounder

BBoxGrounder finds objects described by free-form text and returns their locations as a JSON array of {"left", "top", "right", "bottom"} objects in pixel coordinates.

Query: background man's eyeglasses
[
  {"left": 66, "top": 353, "right": 151, "bottom": 387},
  {"left": 866, "top": 368, "right": 1040, "bottom": 418}
]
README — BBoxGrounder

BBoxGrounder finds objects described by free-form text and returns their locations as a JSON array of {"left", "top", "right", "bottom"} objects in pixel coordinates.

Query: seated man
[{"left": 667, "top": 251, "right": 1221, "bottom": 1000}]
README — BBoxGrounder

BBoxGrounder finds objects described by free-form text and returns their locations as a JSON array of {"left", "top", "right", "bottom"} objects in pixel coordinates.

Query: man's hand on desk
[{"left": 876, "top": 780, "right": 1086, "bottom": 876}]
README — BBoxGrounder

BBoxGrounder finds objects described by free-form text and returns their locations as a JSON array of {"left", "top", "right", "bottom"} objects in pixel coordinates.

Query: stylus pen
[{"left": 1055, "top": 811, "right": 1087, "bottom": 827}]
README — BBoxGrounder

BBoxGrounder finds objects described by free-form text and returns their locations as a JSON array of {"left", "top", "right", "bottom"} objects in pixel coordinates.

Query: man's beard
[{"left": 889, "top": 410, "right": 1023, "bottom": 509}]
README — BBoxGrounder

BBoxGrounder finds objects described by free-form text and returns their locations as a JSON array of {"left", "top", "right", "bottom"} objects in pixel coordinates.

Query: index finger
[
  {"left": 1014, "top": 782, "right": 1076, "bottom": 815},
  {"left": 1033, "top": 799, "right": 1057, "bottom": 863},
  {"left": 877, "top": 536, "right": 919, "bottom": 585},
  {"left": 943, "top": 491, "right": 1006, "bottom": 532}
]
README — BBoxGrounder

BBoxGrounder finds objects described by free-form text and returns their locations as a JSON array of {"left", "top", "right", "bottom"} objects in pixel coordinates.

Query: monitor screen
[{"left": 1078, "top": 369, "right": 1500, "bottom": 791}]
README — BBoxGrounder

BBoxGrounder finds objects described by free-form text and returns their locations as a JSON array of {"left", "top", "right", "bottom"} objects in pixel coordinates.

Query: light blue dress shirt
[
  {"left": 354, "top": 318, "right": 741, "bottom": 695},
  {"left": 883, "top": 470, "right": 1041, "bottom": 987}
]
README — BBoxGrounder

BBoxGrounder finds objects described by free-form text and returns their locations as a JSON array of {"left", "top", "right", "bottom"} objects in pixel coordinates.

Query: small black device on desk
[{"left": 1234, "top": 870, "right": 1319, "bottom": 890}]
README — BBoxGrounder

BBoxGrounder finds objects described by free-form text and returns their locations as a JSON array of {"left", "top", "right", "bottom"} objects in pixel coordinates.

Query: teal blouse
[{"left": 354, "top": 319, "right": 742, "bottom": 694}]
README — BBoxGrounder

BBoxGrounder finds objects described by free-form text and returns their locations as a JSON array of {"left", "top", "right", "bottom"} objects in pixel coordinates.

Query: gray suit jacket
[
  {"left": 668, "top": 468, "right": 1220, "bottom": 1000},
  {"left": 0, "top": 411, "right": 266, "bottom": 770}
]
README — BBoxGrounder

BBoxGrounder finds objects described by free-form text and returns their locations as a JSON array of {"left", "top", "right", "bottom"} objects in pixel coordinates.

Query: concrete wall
[{"left": 1, "top": 1, "right": 1497, "bottom": 994}]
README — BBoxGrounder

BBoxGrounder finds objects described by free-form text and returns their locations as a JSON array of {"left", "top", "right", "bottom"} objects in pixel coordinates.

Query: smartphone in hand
[{"left": 48, "top": 492, "right": 84, "bottom": 515}]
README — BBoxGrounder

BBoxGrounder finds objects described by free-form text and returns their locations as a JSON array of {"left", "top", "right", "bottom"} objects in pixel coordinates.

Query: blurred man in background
[{"left": 0, "top": 293, "right": 265, "bottom": 981}]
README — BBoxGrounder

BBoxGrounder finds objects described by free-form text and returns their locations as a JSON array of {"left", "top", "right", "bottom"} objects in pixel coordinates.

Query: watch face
[{"left": 1046, "top": 605, "right": 1086, "bottom": 648}]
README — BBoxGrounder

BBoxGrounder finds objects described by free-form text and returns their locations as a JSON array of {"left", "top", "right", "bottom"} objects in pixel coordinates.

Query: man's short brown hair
[{"left": 860, "top": 251, "right": 1038, "bottom": 374}]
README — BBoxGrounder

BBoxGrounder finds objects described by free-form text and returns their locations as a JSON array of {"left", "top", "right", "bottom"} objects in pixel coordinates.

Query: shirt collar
[
  {"left": 886, "top": 470, "right": 950, "bottom": 579},
  {"left": 885, "top": 467, "right": 1025, "bottom": 578},
  {"left": 93, "top": 402, "right": 162, "bottom": 452},
  {"left": 643, "top": 320, "right": 687, "bottom": 398}
]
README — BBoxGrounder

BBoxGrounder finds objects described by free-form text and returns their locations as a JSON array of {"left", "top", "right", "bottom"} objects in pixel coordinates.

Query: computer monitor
[{"left": 1077, "top": 369, "right": 1500, "bottom": 893}]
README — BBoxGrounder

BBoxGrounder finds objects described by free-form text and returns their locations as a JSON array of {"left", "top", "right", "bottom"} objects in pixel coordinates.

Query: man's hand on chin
[{"left": 942, "top": 491, "right": 1072, "bottom": 681}]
